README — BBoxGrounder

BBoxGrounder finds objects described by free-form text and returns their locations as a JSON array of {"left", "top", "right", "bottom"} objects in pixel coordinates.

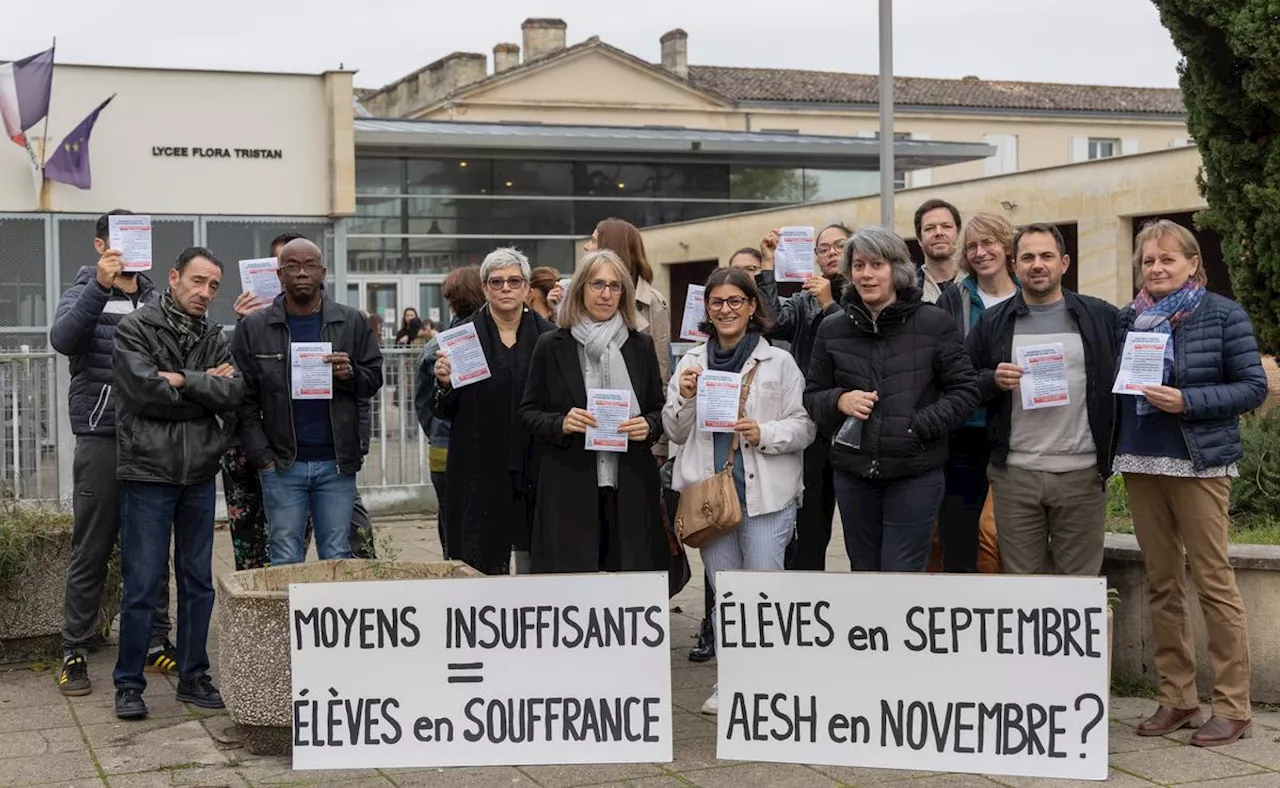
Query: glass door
[
  {"left": 414, "top": 277, "right": 448, "bottom": 330},
  {"left": 366, "top": 283, "right": 399, "bottom": 344}
]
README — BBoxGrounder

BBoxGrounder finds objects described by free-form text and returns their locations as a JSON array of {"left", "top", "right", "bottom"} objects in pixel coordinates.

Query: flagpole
[{"left": 36, "top": 37, "right": 55, "bottom": 212}]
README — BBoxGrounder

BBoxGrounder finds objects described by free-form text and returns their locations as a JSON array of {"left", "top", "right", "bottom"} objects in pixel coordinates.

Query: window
[{"left": 1087, "top": 138, "right": 1120, "bottom": 161}]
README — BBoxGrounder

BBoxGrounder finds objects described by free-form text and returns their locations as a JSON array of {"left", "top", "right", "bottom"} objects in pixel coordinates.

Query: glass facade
[{"left": 350, "top": 156, "right": 879, "bottom": 273}]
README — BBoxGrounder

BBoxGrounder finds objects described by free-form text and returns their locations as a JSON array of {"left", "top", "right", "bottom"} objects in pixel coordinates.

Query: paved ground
[{"left": 5, "top": 516, "right": 1280, "bottom": 787}]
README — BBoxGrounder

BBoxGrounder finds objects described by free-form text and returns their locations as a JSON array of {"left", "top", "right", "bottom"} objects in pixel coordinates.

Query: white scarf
[{"left": 572, "top": 313, "right": 640, "bottom": 488}]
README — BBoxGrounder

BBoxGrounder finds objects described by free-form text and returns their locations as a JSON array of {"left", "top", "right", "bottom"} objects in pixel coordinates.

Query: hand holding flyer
[
  {"left": 291, "top": 342, "right": 333, "bottom": 400},
  {"left": 696, "top": 370, "right": 742, "bottom": 433},
  {"left": 775, "top": 226, "right": 816, "bottom": 282},
  {"left": 1112, "top": 332, "right": 1170, "bottom": 394},
  {"left": 585, "top": 388, "right": 631, "bottom": 452},
  {"left": 679, "top": 285, "right": 708, "bottom": 341},
  {"left": 437, "top": 322, "right": 492, "bottom": 388},
  {"left": 239, "top": 258, "right": 282, "bottom": 303},
  {"left": 1015, "top": 343, "right": 1069, "bottom": 410},
  {"left": 109, "top": 215, "right": 153, "bottom": 272}
]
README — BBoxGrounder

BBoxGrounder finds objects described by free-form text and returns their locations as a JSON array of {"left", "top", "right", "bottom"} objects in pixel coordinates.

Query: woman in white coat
[{"left": 663, "top": 266, "right": 815, "bottom": 716}]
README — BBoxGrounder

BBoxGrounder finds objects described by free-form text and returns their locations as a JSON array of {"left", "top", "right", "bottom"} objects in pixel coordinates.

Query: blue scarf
[{"left": 1131, "top": 280, "right": 1205, "bottom": 415}]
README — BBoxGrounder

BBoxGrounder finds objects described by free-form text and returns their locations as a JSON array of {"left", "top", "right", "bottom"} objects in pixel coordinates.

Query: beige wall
[
  {"left": 636, "top": 147, "right": 1206, "bottom": 308},
  {"left": 0, "top": 65, "right": 351, "bottom": 217}
]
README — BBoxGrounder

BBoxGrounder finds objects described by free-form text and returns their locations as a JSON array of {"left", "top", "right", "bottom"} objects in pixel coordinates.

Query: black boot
[{"left": 689, "top": 617, "right": 715, "bottom": 663}]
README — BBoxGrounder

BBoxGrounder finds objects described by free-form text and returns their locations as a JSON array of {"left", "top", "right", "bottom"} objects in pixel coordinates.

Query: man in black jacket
[
  {"left": 49, "top": 210, "right": 175, "bottom": 698},
  {"left": 966, "top": 224, "right": 1118, "bottom": 577},
  {"left": 756, "top": 223, "right": 851, "bottom": 572},
  {"left": 111, "top": 247, "right": 243, "bottom": 720},
  {"left": 232, "top": 239, "right": 382, "bottom": 566}
]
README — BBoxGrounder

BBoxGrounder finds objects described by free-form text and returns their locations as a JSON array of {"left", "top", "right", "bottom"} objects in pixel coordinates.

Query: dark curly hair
[{"left": 697, "top": 266, "right": 776, "bottom": 337}]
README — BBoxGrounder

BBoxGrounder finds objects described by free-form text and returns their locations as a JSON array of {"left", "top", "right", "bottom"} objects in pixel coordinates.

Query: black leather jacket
[
  {"left": 112, "top": 304, "right": 243, "bottom": 485},
  {"left": 232, "top": 296, "right": 383, "bottom": 474}
]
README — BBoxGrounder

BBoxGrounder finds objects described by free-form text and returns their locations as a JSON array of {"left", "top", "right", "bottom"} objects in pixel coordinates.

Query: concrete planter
[
  {"left": 1105, "top": 533, "right": 1280, "bottom": 702},
  {"left": 0, "top": 520, "right": 120, "bottom": 664},
  {"left": 216, "top": 558, "right": 478, "bottom": 756}
]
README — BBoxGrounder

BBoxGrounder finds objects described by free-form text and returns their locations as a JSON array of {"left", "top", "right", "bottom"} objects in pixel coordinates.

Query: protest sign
[
  {"left": 714, "top": 572, "right": 1109, "bottom": 781},
  {"left": 290, "top": 574, "right": 673, "bottom": 770}
]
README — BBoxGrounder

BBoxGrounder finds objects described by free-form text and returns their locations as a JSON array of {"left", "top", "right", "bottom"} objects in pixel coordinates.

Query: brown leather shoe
[
  {"left": 1137, "top": 706, "right": 1203, "bottom": 736},
  {"left": 1192, "top": 716, "right": 1253, "bottom": 747}
]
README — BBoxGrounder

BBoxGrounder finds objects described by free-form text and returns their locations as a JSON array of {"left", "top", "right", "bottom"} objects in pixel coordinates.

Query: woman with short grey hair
[{"left": 804, "top": 226, "right": 979, "bottom": 572}]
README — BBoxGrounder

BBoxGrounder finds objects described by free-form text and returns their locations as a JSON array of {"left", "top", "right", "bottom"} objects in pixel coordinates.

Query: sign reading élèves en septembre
[{"left": 152, "top": 146, "right": 282, "bottom": 159}]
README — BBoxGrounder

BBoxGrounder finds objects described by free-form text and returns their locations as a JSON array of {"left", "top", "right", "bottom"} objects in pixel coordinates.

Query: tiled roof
[{"left": 687, "top": 65, "right": 1185, "bottom": 115}]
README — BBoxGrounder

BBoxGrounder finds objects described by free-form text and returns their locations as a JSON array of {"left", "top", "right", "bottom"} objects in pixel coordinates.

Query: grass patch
[
  {"left": 1110, "top": 674, "right": 1157, "bottom": 699},
  {"left": 0, "top": 504, "right": 73, "bottom": 584}
]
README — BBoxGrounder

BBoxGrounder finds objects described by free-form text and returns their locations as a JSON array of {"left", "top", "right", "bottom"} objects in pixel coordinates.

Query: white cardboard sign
[
  {"left": 289, "top": 574, "right": 674, "bottom": 770},
  {"left": 714, "top": 572, "right": 1109, "bottom": 781}
]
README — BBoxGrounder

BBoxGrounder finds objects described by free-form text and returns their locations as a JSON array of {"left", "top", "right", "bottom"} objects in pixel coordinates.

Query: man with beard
[
  {"left": 913, "top": 199, "right": 966, "bottom": 303},
  {"left": 966, "top": 224, "right": 1117, "bottom": 577},
  {"left": 756, "top": 223, "right": 851, "bottom": 573}
]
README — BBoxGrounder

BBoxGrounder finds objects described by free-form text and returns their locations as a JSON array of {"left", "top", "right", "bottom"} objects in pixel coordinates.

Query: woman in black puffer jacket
[{"left": 805, "top": 226, "right": 979, "bottom": 572}]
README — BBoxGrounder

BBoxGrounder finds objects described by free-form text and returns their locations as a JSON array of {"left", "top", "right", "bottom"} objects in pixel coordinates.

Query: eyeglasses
[
  {"left": 485, "top": 276, "right": 527, "bottom": 291},
  {"left": 588, "top": 280, "right": 623, "bottom": 295},
  {"left": 708, "top": 296, "right": 749, "bottom": 311},
  {"left": 965, "top": 238, "right": 1003, "bottom": 254},
  {"left": 280, "top": 262, "right": 324, "bottom": 275},
  {"left": 815, "top": 240, "right": 847, "bottom": 255}
]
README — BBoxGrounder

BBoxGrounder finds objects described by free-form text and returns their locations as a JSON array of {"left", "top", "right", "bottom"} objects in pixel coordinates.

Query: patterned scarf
[
  {"left": 1132, "top": 279, "right": 1205, "bottom": 415},
  {"left": 159, "top": 290, "right": 207, "bottom": 355}
]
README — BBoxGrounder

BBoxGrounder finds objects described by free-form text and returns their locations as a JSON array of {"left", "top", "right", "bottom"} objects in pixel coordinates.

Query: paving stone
[
  {"left": 81, "top": 716, "right": 210, "bottom": 750},
  {"left": 679, "top": 763, "right": 838, "bottom": 787},
  {"left": 381, "top": 766, "right": 534, "bottom": 787},
  {"left": 668, "top": 666, "right": 716, "bottom": 691},
  {"left": 985, "top": 767, "right": 1159, "bottom": 786},
  {"left": 1198, "top": 729, "right": 1280, "bottom": 770},
  {"left": 1110, "top": 744, "right": 1265, "bottom": 784},
  {"left": 1108, "top": 697, "right": 1159, "bottom": 725},
  {"left": 1176, "top": 775, "right": 1280, "bottom": 787},
  {"left": 665, "top": 736, "right": 723, "bottom": 773},
  {"left": 0, "top": 703, "right": 75, "bottom": 733},
  {"left": 884, "top": 776, "right": 1004, "bottom": 787},
  {"left": 517, "top": 762, "right": 664, "bottom": 788},
  {"left": 1252, "top": 711, "right": 1280, "bottom": 731},
  {"left": 807, "top": 764, "right": 934, "bottom": 784},
  {"left": 670, "top": 688, "right": 711, "bottom": 716},
  {"left": 1108, "top": 720, "right": 1184, "bottom": 754},
  {"left": 0, "top": 749, "right": 101, "bottom": 787},
  {"left": 0, "top": 726, "right": 87, "bottom": 759},
  {"left": 105, "top": 766, "right": 249, "bottom": 787},
  {"left": 670, "top": 711, "right": 716, "bottom": 740},
  {"left": 0, "top": 669, "right": 64, "bottom": 710},
  {"left": 232, "top": 765, "right": 384, "bottom": 785},
  {"left": 590, "top": 779, "right": 686, "bottom": 787},
  {"left": 67, "top": 693, "right": 191, "bottom": 725},
  {"left": 95, "top": 720, "right": 229, "bottom": 775}
]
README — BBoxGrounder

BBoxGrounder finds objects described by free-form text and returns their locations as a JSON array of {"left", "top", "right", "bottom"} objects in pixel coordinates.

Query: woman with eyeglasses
[
  {"left": 426, "top": 248, "right": 556, "bottom": 575},
  {"left": 519, "top": 250, "right": 669, "bottom": 575},
  {"left": 664, "top": 267, "right": 815, "bottom": 716}
]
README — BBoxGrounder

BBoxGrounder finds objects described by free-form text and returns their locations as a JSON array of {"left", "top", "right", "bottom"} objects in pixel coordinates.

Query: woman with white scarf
[{"left": 519, "top": 250, "right": 670, "bottom": 574}]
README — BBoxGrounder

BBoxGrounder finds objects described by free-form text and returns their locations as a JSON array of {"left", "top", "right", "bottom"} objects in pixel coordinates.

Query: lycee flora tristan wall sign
[{"left": 151, "top": 146, "right": 283, "bottom": 159}]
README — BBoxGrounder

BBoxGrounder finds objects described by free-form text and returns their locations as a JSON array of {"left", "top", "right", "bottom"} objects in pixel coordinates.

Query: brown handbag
[{"left": 676, "top": 365, "right": 759, "bottom": 549}]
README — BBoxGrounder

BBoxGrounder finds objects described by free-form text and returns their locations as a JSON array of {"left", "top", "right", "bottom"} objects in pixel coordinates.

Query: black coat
[
  {"left": 428, "top": 306, "right": 557, "bottom": 574},
  {"left": 967, "top": 289, "right": 1118, "bottom": 475},
  {"left": 804, "top": 286, "right": 979, "bottom": 480},
  {"left": 519, "top": 328, "right": 670, "bottom": 574},
  {"left": 112, "top": 304, "right": 243, "bottom": 485}
]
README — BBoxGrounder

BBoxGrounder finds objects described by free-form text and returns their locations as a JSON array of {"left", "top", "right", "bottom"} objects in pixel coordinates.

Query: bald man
[{"left": 231, "top": 239, "right": 383, "bottom": 565}]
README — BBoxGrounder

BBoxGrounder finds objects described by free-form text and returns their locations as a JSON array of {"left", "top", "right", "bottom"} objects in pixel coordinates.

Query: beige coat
[{"left": 635, "top": 279, "right": 671, "bottom": 458}]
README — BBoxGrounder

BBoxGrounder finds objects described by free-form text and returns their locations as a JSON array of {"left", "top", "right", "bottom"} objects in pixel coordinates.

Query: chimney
[
  {"left": 660, "top": 29, "right": 689, "bottom": 79},
  {"left": 522, "top": 18, "right": 567, "bottom": 61},
  {"left": 494, "top": 43, "right": 521, "bottom": 73}
]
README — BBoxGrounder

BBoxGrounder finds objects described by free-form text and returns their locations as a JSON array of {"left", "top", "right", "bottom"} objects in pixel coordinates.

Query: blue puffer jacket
[
  {"left": 49, "top": 266, "right": 158, "bottom": 436},
  {"left": 1116, "top": 291, "right": 1268, "bottom": 470}
]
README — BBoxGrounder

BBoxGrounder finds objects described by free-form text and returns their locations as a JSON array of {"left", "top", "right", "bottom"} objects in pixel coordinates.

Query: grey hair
[
  {"left": 842, "top": 226, "right": 916, "bottom": 290},
  {"left": 479, "top": 247, "right": 532, "bottom": 282}
]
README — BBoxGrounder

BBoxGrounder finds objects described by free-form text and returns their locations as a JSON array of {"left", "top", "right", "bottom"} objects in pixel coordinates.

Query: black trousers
[
  {"left": 785, "top": 440, "right": 836, "bottom": 570},
  {"left": 937, "top": 427, "right": 990, "bottom": 573}
]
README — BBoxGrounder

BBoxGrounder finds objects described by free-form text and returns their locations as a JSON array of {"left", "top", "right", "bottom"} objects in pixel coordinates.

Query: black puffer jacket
[
  {"left": 113, "top": 304, "right": 243, "bottom": 485},
  {"left": 804, "top": 286, "right": 979, "bottom": 480},
  {"left": 50, "top": 267, "right": 158, "bottom": 435}
]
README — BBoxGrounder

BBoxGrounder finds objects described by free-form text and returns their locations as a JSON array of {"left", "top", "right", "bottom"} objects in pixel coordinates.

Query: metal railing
[
  {"left": 0, "top": 352, "right": 60, "bottom": 502},
  {"left": 358, "top": 347, "right": 428, "bottom": 489}
]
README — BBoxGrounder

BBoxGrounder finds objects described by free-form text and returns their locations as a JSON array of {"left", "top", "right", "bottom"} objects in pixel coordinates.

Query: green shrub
[
  {"left": 1231, "top": 410, "right": 1280, "bottom": 528},
  {"left": 0, "top": 505, "right": 73, "bottom": 584},
  {"left": 1106, "top": 475, "right": 1130, "bottom": 518}
]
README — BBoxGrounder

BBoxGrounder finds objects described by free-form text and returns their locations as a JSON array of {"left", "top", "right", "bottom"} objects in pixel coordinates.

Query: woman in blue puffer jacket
[{"left": 1115, "top": 219, "right": 1268, "bottom": 748}]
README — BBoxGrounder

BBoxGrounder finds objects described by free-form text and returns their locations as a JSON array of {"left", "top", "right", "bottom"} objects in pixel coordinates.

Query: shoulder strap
[{"left": 724, "top": 363, "right": 762, "bottom": 469}]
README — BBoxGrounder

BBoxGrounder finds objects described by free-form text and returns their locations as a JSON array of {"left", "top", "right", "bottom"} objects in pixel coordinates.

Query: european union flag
[{"left": 44, "top": 94, "right": 113, "bottom": 190}]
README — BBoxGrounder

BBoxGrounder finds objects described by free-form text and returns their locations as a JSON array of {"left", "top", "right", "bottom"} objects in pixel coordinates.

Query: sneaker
[
  {"left": 115, "top": 688, "right": 148, "bottom": 720},
  {"left": 176, "top": 675, "right": 225, "bottom": 710},
  {"left": 144, "top": 640, "right": 179, "bottom": 674},
  {"left": 700, "top": 685, "right": 719, "bottom": 716},
  {"left": 57, "top": 654, "right": 91, "bottom": 697}
]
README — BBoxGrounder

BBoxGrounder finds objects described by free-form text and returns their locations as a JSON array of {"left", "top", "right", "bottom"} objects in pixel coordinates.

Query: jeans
[
  {"left": 260, "top": 460, "right": 356, "bottom": 565},
  {"left": 113, "top": 481, "right": 215, "bottom": 691},
  {"left": 938, "top": 427, "right": 990, "bottom": 573},
  {"left": 834, "top": 469, "right": 945, "bottom": 572}
]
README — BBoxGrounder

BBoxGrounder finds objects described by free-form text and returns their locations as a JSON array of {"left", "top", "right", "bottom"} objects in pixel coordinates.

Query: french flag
[{"left": 0, "top": 48, "right": 54, "bottom": 147}]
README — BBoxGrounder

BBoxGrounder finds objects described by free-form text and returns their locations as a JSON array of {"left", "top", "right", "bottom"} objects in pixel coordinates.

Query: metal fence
[
  {"left": 0, "top": 352, "right": 59, "bottom": 502},
  {"left": 359, "top": 346, "right": 428, "bottom": 488}
]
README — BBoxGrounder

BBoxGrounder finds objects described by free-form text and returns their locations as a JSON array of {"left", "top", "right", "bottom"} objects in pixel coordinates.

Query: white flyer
[
  {"left": 238, "top": 257, "right": 282, "bottom": 303},
  {"left": 290, "top": 342, "right": 333, "bottom": 400},
  {"left": 697, "top": 370, "right": 742, "bottom": 433},
  {"left": 437, "top": 322, "right": 492, "bottom": 388},
  {"left": 1015, "top": 342, "right": 1070, "bottom": 410},
  {"left": 679, "top": 284, "right": 709, "bottom": 341},
  {"left": 108, "top": 215, "right": 153, "bottom": 272},
  {"left": 1112, "top": 332, "right": 1170, "bottom": 395},
  {"left": 585, "top": 388, "right": 631, "bottom": 453},
  {"left": 776, "top": 226, "right": 817, "bottom": 282}
]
